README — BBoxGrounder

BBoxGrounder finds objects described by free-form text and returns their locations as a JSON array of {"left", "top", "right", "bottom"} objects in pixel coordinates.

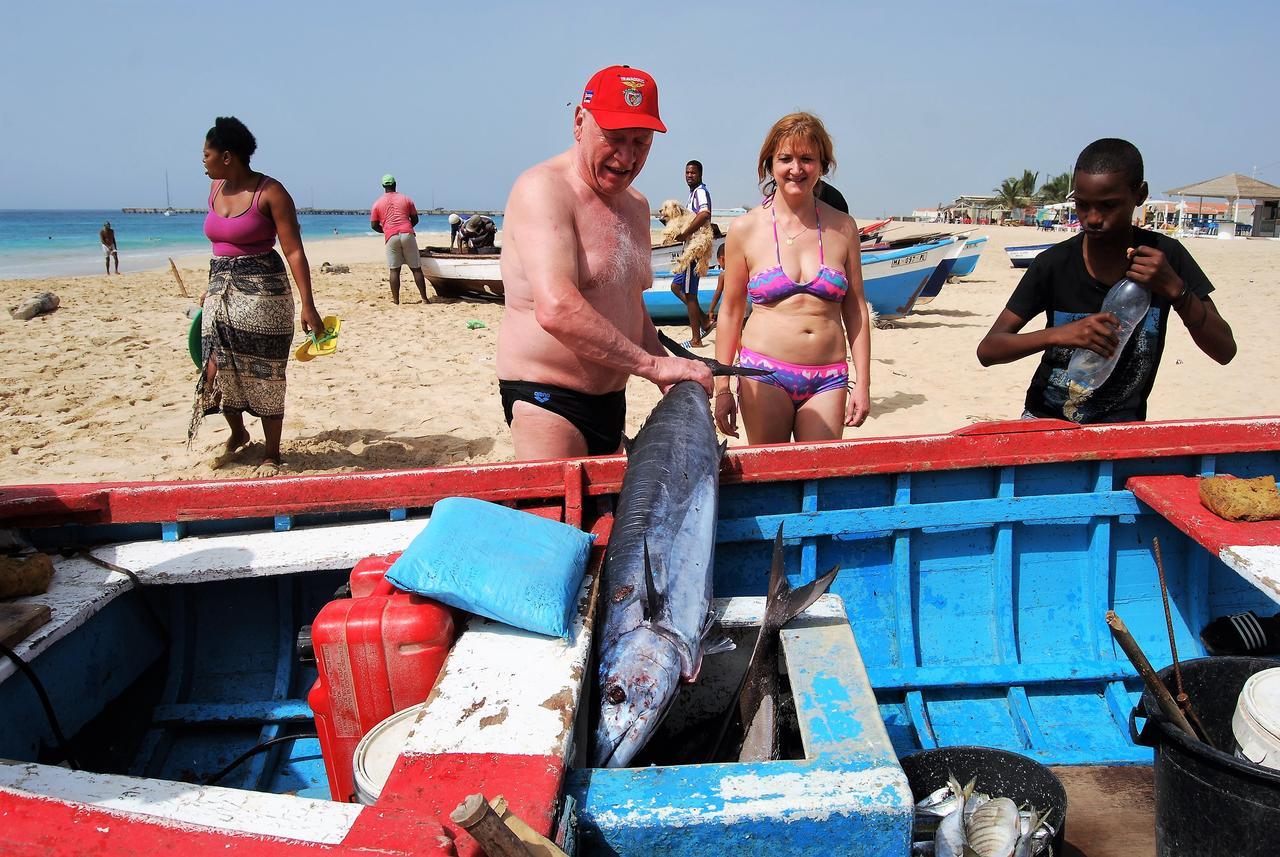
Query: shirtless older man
[{"left": 497, "top": 65, "right": 712, "bottom": 460}]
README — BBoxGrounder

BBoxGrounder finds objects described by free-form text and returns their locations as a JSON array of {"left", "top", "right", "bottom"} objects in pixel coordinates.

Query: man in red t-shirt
[{"left": 371, "top": 174, "right": 430, "bottom": 304}]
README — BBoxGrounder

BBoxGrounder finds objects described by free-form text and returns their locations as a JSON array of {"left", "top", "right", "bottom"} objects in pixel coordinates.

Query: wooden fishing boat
[
  {"left": 949, "top": 235, "right": 989, "bottom": 278},
  {"left": 3, "top": 417, "right": 1280, "bottom": 855},
  {"left": 1005, "top": 242, "right": 1055, "bottom": 268},
  {"left": 908, "top": 233, "right": 969, "bottom": 306},
  {"left": 643, "top": 237, "right": 955, "bottom": 323},
  {"left": 418, "top": 247, "right": 504, "bottom": 300},
  {"left": 650, "top": 235, "right": 727, "bottom": 277}
]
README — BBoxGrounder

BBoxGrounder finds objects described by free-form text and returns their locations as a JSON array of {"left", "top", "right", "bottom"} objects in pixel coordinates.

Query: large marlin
[
  {"left": 590, "top": 379, "right": 725, "bottom": 768},
  {"left": 591, "top": 336, "right": 769, "bottom": 768}
]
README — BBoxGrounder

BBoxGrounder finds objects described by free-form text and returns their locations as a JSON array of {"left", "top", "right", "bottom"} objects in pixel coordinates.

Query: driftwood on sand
[
  {"left": 168, "top": 258, "right": 191, "bottom": 298},
  {"left": 9, "top": 291, "right": 59, "bottom": 321},
  {"left": 657, "top": 199, "right": 714, "bottom": 276},
  {"left": 319, "top": 262, "right": 351, "bottom": 274}
]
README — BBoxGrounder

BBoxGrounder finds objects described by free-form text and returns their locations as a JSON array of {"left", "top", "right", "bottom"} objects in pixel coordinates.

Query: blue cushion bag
[{"left": 386, "top": 497, "right": 595, "bottom": 638}]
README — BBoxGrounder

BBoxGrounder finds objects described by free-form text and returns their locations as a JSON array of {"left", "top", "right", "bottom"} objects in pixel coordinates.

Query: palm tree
[
  {"left": 1037, "top": 172, "right": 1072, "bottom": 203},
  {"left": 993, "top": 177, "right": 1025, "bottom": 213},
  {"left": 1017, "top": 170, "right": 1040, "bottom": 201}
]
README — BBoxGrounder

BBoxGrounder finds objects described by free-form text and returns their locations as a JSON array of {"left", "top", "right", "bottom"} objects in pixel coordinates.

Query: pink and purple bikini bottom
[{"left": 738, "top": 346, "right": 849, "bottom": 405}]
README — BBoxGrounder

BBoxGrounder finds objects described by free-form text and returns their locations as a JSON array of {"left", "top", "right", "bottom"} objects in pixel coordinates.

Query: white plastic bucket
[
  {"left": 352, "top": 703, "right": 426, "bottom": 805},
  {"left": 1232, "top": 667, "right": 1280, "bottom": 770}
]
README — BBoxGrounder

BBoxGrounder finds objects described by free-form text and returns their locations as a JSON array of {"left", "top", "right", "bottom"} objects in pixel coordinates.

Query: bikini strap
[
  {"left": 768, "top": 205, "right": 782, "bottom": 267},
  {"left": 208, "top": 180, "right": 222, "bottom": 210},
  {"left": 815, "top": 199, "right": 825, "bottom": 267}
]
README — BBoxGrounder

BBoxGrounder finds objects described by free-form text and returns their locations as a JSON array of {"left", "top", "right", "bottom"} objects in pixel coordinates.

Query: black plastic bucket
[
  {"left": 900, "top": 746, "right": 1067, "bottom": 852},
  {"left": 1131, "top": 656, "right": 1280, "bottom": 856}
]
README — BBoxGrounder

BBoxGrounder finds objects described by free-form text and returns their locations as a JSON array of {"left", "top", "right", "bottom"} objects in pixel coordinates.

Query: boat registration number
[{"left": 891, "top": 252, "right": 927, "bottom": 268}]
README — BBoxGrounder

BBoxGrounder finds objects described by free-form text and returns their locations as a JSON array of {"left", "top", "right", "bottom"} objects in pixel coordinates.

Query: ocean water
[{"left": 0, "top": 210, "right": 500, "bottom": 280}]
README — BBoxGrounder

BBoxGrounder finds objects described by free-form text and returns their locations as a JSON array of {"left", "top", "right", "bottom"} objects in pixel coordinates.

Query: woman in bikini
[{"left": 713, "top": 113, "right": 870, "bottom": 443}]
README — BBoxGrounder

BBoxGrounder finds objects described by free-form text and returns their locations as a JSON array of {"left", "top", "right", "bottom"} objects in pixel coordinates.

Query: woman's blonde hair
[{"left": 757, "top": 112, "right": 836, "bottom": 196}]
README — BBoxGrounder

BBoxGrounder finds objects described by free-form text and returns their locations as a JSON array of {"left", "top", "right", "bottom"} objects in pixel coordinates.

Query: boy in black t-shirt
[{"left": 977, "top": 138, "right": 1236, "bottom": 423}]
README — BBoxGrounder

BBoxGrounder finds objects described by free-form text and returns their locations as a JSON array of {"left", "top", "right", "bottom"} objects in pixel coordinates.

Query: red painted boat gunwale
[
  {"left": 2, "top": 416, "right": 1278, "bottom": 528},
  {"left": 1128, "top": 474, "right": 1280, "bottom": 552}
]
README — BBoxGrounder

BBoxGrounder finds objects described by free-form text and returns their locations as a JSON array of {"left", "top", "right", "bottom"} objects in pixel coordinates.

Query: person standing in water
[{"left": 100, "top": 221, "right": 120, "bottom": 274}]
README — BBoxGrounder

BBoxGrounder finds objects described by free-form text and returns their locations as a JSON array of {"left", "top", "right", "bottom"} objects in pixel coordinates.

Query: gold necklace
[{"left": 783, "top": 223, "right": 811, "bottom": 246}]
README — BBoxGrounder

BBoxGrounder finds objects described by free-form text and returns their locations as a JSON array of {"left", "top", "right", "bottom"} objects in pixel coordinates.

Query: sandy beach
[{"left": 1, "top": 225, "right": 1277, "bottom": 486}]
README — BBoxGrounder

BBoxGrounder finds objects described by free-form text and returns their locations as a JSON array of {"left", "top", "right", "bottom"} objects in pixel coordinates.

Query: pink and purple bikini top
[
  {"left": 746, "top": 201, "right": 850, "bottom": 305},
  {"left": 204, "top": 177, "right": 277, "bottom": 257}
]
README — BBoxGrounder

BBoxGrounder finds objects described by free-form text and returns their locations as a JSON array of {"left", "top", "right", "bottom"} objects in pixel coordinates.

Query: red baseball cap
[{"left": 580, "top": 65, "right": 666, "bottom": 133}]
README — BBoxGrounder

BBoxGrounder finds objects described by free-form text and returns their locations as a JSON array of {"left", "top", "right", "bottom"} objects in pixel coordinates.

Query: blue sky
[{"left": 3, "top": 1, "right": 1278, "bottom": 216}]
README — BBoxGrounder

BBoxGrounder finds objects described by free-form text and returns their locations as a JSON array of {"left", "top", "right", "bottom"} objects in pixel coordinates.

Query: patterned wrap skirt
[{"left": 188, "top": 251, "right": 294, "bottom": 443}]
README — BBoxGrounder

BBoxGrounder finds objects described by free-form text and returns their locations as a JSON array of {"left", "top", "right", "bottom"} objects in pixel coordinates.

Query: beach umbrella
[{"left": 1166, "top": 172, "right": 1280, "bottom": 226}]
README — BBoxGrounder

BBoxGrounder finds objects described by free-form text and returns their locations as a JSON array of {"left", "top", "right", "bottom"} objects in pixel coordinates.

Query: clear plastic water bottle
[{"left": 1064, "top": 277, "right": 1151, "bottom": 394}]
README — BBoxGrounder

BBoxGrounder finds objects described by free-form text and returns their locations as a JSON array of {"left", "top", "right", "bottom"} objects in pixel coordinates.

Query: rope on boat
[
  {"left": 0, "top": 641, "right": 81, "bottom": 770},
  {"left": 77, "top": 551, "right": 171, "bottom": 646},
  {"left": 204, "top": 732, "right": 319, "bottom": 786}
]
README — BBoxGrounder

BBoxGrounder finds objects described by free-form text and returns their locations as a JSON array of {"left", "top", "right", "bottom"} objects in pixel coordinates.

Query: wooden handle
[
  {"left": 168, "top": 257, "right": 190, "bottom": 298},
  {"left": 488, "top": 796, "right": 569, "bottom": 857},
  {"left": 450, "top": 794, "right": 533, "bottom": 857},
  {"left": 1106, "top": 611, "right": 1204, "bottom": 742}
]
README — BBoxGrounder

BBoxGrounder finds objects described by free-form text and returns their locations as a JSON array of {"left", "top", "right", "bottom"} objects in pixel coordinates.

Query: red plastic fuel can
[{"left": 308, "top": 553, "right": 455, "bottom": 802}]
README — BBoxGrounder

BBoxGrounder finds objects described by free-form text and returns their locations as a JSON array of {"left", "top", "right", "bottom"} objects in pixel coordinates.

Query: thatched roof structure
[{"left": 1165, "top": 172, "right": 1280, "bottom": 200}]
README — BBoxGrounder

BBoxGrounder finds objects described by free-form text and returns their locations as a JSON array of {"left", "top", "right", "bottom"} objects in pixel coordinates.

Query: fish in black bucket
[{"left": 915, "top": 773, "right": 1054, "bottom": 857}]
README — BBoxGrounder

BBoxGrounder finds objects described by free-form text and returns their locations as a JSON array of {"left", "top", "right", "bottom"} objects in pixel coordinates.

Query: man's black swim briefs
[{"left": 499, "top": 380, "right": 626, "bottom": 456}]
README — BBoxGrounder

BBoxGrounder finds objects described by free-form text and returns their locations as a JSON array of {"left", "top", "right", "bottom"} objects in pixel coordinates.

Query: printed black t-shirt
[{"left": 1005, "top": 228, "right": 1213, "bottom": 423}]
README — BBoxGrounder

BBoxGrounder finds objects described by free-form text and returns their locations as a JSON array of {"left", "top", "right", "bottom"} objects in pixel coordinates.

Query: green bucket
[{"left": 188, "top": 309, "right": 203, "bottom": 369}]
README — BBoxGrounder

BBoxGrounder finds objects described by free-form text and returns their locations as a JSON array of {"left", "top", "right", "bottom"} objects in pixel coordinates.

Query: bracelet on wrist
[{"left": 1173, "top": 284, "right": 1193, "bottom": 311}]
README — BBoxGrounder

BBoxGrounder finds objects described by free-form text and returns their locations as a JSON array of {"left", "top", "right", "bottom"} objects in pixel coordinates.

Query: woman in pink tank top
[{"left": 189, "top": 116, "right": 325, "bottom": 477}]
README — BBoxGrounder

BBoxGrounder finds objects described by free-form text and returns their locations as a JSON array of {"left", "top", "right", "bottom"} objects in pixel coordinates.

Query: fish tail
[{"left": 762, "top": 524, "right": 839, "bottom": 634}]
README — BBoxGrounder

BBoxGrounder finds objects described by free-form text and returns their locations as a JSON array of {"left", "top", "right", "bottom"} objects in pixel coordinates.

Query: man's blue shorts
[{"left": 671, "top": 266, "right": 700, "bottom": 299}]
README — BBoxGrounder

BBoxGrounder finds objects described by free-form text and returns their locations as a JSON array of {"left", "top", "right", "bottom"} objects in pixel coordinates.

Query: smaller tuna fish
[
  {"left": 934, "top": 774, "right": 976, "bottom": 857},
  {"left": 711, "top": 524, "right": 838, "bottom": 762}
]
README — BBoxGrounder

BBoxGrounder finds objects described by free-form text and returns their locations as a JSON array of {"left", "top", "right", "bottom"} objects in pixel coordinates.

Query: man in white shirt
[{"left": 671, "top": 160, "right": 712, "bottom": 346}]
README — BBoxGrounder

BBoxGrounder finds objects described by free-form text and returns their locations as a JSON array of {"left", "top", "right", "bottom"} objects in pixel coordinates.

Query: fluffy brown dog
[{"left": 657, "top": 199, "right": 714, "bottom": 276}]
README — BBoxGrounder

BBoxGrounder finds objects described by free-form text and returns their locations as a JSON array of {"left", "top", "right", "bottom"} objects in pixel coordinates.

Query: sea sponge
[
  {"left": 0, "top": 552, "right": 55, "bottom": 599},
  {"left": 657, "top": 200, "right": 714, "bottom": 276},
  {"left": 1199, "top": 475, "right": 1280, "bottom": 522}
]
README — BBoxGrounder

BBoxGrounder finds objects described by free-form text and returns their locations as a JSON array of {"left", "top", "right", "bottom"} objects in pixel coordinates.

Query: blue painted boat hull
[
  {"left": 916, "top": 237, "right": 967, "bottom": 301},
  {"left": 950, "top": 236, "right": 988, "bottom": 278},
  {"left": 644, "top": 276, "right": 719, "bottom": 323}
]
